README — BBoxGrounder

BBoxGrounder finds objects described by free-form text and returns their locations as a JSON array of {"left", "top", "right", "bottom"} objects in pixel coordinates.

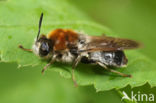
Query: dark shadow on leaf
[
  {"left": 40, "top": 59, "right": 131, "bottom": 80},
  {"left": 76, "top": 63, "right": 124, "bottom": 78},
  {"left": 41, "top": 59, "right": 71, "bottom": 73}
]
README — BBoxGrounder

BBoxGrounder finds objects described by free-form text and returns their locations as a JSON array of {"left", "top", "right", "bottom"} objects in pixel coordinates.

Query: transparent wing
[{"left": 79, "top": 35, "right": 141, "bottom": 52}]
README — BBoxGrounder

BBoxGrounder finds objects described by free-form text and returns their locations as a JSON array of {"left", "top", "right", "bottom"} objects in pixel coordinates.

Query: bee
[{"left": 19, "top": 13, "right": 140, "bottom": 86}]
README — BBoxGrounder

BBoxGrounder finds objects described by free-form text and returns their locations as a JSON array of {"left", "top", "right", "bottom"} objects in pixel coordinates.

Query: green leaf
[
  {"left": 120, "top": 83, "right": 156, "bottom": 103},
  {"left": 0, "top": 62, "right": 123, "bottom": 103},
  {"left": 1, "top": 62, "right": 155, "bottom": 103},
  {"left": 0, "top": 0, "right": 156, "bottom": 92}
]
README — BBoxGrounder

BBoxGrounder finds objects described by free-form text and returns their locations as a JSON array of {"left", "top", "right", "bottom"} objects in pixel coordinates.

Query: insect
[{"left": 19, "top": 13, "right": 140, "bottom": 86}]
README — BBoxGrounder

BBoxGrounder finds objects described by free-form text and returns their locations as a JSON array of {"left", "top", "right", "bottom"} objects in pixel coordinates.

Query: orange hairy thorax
[{"left": 47, "top": 29, "right": 79, "bottom": 51}]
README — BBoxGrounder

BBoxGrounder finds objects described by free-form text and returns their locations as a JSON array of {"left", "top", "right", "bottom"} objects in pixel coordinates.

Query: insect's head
[{"left": 32, "top": 13, "right": 53, "bottom": 58}]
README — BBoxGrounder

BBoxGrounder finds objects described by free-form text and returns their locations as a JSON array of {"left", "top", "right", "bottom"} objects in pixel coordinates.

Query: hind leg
[{"left": 97, "top": 62, "right": 131, "bottom": 77}]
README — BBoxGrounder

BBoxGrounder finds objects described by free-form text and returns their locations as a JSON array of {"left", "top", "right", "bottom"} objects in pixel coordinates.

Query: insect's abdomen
[
  {"left": 47, "top": 29, "right": 79, "bottom": 51},
  {"left": 81, "top": 51, "right": 127, "bottom": 67}
]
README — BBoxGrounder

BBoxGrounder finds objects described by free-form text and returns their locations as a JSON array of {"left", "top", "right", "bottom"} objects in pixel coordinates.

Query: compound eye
[{"left": 40, "top": 42, "right": 49, "bottom": 56}]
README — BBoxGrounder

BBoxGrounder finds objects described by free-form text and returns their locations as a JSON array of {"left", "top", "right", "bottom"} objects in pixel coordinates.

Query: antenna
[{"left": 36, "top": 12, "right": 43, "bottom": 41}]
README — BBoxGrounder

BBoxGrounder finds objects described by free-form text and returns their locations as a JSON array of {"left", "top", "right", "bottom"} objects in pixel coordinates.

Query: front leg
[
  {"left": 18, "top": 45, "right": 32, "bottom": 52},
  {"left": 42, "top": 58, "right": 56, "bottom": 74}
]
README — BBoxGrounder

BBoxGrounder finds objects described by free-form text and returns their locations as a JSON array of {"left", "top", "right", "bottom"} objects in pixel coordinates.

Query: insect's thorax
[
  {"left": 47, "top": 29, "right": 79, "bottom": 51},
  {"left": 46, "top": 29, "right": 88, "bottom": 63}
]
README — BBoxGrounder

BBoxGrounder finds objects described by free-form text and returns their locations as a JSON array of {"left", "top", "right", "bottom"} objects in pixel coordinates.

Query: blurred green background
[
  {"left": 1, "top": 0, "right": 156, "bottom": 103},
  {"left": 0, "top": 63, "right": 123, "bottom": 103},
  {"left": 70, "top": 0, "right": 156, "bottom": 61}
]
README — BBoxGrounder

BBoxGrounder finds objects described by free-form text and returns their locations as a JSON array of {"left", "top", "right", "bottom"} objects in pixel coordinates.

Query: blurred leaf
[
  {"left": 70, "top": 0, "right": 156, "bottom": 61},
  {"left": 0, "top": 0, "right": 156, "bottom": 92},
  {"left": 0, "top": 62, "right": 122, "bottom": 103},
  {"left": 1, "top": 62, "right": 155, "bottom": 103},
  {"left": 120, "top": 83, "right": 156, "bottom": 103}
]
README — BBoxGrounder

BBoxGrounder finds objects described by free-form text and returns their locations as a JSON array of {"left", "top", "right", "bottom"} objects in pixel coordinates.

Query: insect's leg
[
  {"left": 97, "top": 62, "right": 132, "bottom": 77},
  {"left": 18, "top": 45, "right": 32, "bottom": 52},
  {"left": 42, "top": 58, "right": 55, "bottom": 74},
  {"left": 72, "top": 55, "right": 82, "bottom": 87}
]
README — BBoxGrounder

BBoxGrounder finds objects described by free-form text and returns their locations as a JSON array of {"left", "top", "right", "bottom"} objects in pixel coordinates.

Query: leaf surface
[{"left": 0, "top": 0, "right": 156, "bottom": 92}]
